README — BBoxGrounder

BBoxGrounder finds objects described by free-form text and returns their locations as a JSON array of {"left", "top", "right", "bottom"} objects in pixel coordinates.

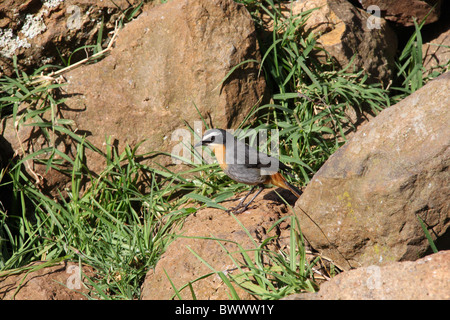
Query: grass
[
  {"left": 1, "top": 137, "right": 193, "bottom": 299},
  {"left": 172, "top": 214, "right": 324, "bottom": 300},
  {"left": 244, "top": 0, "right": 392, "bottom": 181},
  {"left": 0, "top": 0, "right": 447, "bottom": 300}
]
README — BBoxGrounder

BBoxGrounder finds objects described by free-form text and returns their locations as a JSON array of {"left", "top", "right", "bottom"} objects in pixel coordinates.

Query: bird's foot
[
  {"left": 226, "top": 207, "right": 245, "bottom": 214},
  {"left": 226, "top": 204, "right": 254, "bottom": 215}
]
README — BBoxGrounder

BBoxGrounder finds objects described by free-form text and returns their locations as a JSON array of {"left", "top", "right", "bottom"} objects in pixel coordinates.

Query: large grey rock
[
  {"left": 295, "top": 72, "right": 450, "bottom": 270},
  {"left": 284, "top": 250, "right": 450, "bottom": 300}
]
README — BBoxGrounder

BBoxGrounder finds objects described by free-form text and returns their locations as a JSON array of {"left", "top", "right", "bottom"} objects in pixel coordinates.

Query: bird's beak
[{"left": 194, "top": 141, "right": 203, "bottom": 148}]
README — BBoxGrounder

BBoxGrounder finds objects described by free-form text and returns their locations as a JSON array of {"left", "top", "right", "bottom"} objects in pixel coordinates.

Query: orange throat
[{"left": 212, "top": 145, "right": 228, "bottom": 170}]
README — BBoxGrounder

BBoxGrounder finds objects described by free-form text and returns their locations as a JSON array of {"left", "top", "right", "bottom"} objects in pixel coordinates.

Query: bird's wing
[
  {"left": 229, "top": 137, "right": 294, "bottom": 174},
  {"left": 245, "top": 145, "right": 296, "bottom": 178}
]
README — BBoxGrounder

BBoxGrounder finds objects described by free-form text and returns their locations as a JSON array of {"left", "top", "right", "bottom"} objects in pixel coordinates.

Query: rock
[
  {"left": 140, "top": 189, "right": 295, "bottom": 300},
  {"left": 284, "top": 250, "right": 450, "bottom": 300},
  {"left": 0, "top": 0, "right": 266, "bottom": 194},
  {"left": 423, "top": 28, "right": 450, "bottom": 76},
  {"left": 62, "top": 0, "right": 265, "bottom": 171},
  {"left": 0, "top": 261, "right": 94, "bottom": 300},
  {"left": 358, "top": 0, "right": 442, "bottom": 27},
  {"left": 259, "top": 0, "right": 397, "bottom": 86},
  {"left": 316, "top": 0, "right": 397, "bottom": 85},
  {"left": 0, "top": 0, "right": 141, "bottom": 77},
  {"left": 0, "top": 102, "right": 75, "bottom": 194},
  {"left": 295, "top": 71, "right": 450, "bottom": 270}
]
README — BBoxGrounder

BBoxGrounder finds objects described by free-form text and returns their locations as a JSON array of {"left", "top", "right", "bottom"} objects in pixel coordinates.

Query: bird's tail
[
  {"left": 285, "top": 181, "right": 302, "bottom": 198},
  {"left": 269, "top": 172, "right": 302, "bottom": 198}
]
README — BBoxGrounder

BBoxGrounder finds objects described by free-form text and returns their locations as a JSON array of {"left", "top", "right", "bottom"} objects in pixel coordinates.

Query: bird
[{"left": 194, "top": 128, "right": 302, "bottom": 213}]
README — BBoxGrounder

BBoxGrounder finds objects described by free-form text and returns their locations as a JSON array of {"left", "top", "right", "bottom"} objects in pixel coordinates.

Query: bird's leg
[
  {"left": 237, "top": 185, "right": 258, "bottom": 207},
  {"left": 227, "top": 185, "right": 257, "bottom": 213},
  {"left": 229, "top": 185, "right": 264, "bottom": 214}
]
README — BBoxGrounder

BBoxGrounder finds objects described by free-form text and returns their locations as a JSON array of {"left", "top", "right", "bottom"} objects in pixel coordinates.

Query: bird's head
[{"left": 194, "top": 128, "right": 228, "bottom": 148}]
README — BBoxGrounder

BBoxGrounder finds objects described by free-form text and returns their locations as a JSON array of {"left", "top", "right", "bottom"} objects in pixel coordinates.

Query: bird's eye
[{"left": 210, "top": 135, "right": 215, "bottom": 142}]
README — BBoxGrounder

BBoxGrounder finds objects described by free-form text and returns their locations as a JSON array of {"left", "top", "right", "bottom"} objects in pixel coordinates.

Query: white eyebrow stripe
[{"left": 202, "top": 131, "right": 221, "bottom": 140}]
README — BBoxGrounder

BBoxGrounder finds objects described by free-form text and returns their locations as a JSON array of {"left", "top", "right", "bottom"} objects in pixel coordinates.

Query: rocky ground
[{"left": 0, "top": 0, "right": 449, "bottom": 300}]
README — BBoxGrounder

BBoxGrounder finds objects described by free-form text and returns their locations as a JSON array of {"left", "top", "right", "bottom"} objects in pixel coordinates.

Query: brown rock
[
  {"left": 423, "top": 28, "right": 450, "bottom": 76},
  {"left": 0, "top": 0, "right": 140, "bottom": 77},
  {"left": 0, "top": 102, "right": 75, "bottom": 194},
  {"left": 140, "top": 189, "right": 295, "bottom": 300},
  {"left": 63, "top": 0, "right": 265, "bottom": 170},
  {"left": 319, "top": 0, "right": 397, "bottom": 85},
  {"left": 260, "top": 0, "right": 397, "bottom": 86},
  {"left": 0, "top": 0, "right": 266, "bottom": 194},
  {"left": 0, "top": 261, "right": 94, "bottom": 300},
  {"left": 285, "top": 250, "right": 450, "bottom": 300},
  {"left": 295, "top": 71, "right": 450, "bottom": 270},
  {"left": 359, "top": 0, "right": 442, "bottom": 27}
]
